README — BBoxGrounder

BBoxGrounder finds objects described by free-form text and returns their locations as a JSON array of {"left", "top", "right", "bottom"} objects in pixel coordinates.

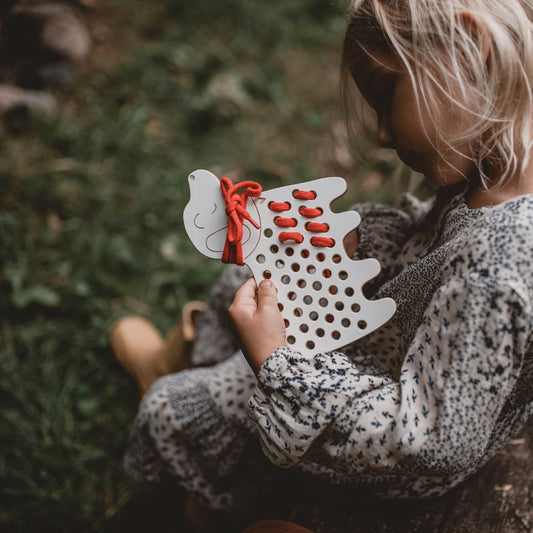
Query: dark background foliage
[{"left": 0, "top": 0, "right": 414, "bottom": 530}]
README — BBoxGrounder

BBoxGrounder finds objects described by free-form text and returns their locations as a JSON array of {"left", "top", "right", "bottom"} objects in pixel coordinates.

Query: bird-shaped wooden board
[{"left": 184, "top": 169, "right": 396, "bottom": 356}]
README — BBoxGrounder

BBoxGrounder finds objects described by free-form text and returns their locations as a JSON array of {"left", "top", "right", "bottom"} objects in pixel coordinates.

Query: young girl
[{"left": 112, "top": 0, "right": 533, "bottom": 529}]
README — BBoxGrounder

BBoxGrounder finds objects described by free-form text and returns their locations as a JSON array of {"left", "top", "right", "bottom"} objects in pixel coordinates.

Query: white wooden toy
[{"left": 184, "top": 169, "right": 396, "bottom": 355}]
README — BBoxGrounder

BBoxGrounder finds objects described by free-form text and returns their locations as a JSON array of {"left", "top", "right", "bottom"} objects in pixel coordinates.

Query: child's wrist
[{"left": 247, "top": 342, "right": 287, "bottom": 375}]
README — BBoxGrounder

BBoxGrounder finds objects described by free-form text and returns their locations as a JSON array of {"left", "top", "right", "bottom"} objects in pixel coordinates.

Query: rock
[
  {"left": 0, "top": 3, "right": 91, "bottom": 88},
  {"left": 40, "top": 6, "right": 91, "bottom": 62},
  {"left": 0, "top": 83, "right": 57, "bottom": 114}
]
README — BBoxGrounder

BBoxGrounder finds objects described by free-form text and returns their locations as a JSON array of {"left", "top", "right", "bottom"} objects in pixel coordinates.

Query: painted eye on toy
[{"left": 194, "top": 213, "right": 204, "bottom": 229}]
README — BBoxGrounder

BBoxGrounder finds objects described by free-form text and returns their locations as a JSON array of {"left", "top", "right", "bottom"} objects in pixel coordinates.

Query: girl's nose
[{"left": 377, "top": 114, "right": 394, "bottom": 149}]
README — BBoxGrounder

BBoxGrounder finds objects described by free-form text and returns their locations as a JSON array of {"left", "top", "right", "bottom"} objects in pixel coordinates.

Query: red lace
[
  {"left": 220, "top": 177, "right": 262, "bottom": 265},
  {"left": 269, "top": 189, "right": 334, "bottom": 247}
]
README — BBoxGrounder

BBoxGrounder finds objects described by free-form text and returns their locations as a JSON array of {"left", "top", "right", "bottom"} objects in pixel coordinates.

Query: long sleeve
[
  {"left": 351, "top": 194, "right": 430, "bottom": 285},
  {"left": 247, "top": 272, "right": 530, "bottom": 482}
]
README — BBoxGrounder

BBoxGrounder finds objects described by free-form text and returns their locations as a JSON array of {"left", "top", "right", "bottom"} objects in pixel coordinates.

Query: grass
[{"left": 0, "top": 0, "right": 414, "bottom": 531}]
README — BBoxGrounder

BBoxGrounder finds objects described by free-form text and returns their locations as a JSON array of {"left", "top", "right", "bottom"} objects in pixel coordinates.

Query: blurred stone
[
  {"left": 40, "top": 5, "right": 91, "bottom": 62},
  {"left": 0, "top": 83, "right": 57, "bottom": 114},
  {"left": 0, "top": 3, "right": 91, "bottom": 88}
]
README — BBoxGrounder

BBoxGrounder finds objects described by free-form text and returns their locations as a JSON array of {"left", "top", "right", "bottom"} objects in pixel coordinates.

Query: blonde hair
[{"left": 341, "top": 0, "right": 533, "bottom": 188}]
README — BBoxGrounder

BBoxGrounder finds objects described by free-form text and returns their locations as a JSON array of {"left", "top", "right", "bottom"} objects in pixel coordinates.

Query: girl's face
[{"left": 351, "top": 47, "right": 476, "bottom": 187}]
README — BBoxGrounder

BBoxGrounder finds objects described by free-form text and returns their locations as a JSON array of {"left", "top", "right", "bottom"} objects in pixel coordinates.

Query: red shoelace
[
  {"left": 221, "top": 179, "right": 334, "bottom": 265},
  {"left": 220, "top": 177, "right": 262, "bottom": 265}
]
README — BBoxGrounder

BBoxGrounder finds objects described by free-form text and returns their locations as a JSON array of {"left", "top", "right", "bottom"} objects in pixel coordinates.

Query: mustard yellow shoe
[{"left": 110, "top": 301, "right": 205, "bottom": 395}]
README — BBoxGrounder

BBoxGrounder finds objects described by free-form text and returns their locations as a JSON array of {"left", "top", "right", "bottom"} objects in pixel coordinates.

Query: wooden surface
[{"left": 292, "top": 419, "right": 533, "bottom": 533}]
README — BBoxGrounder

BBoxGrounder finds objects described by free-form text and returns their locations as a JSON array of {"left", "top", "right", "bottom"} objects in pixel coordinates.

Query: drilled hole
[
  {"left": 270, "top": 244, "right": 279, "bottom": 254},
  {"left": 309, "top": 311, "right": 319, "bottom": 321},
  {"left": 303, "top": 295, "right": 313, "bottom": 305},
  {"left": 284, "top": 319, "right": 290, "bottom": 328},
  {"left": 257, "top": 254, "right": 266, "bottom": 264},
  {"left": 332, "top": 254, "right": 342, "bottom": 264},
  {"left": 278, "top": 303, "right": 284, "bottom": 312},
  {"left": 306, "top": 340, "right": 316, "bottom": 350},
  {"left": 335, "top": 302, "right": 344, "bottom": 311},
  {"left": 285, "top": 247, "right": 294, "bottom": 257},
  {"left": 345, "top": 287, "right": 354, "bottom": 297},
  {"left": 332, "top": 330, "right": 341, "bottom": 340},
  {"left": 263, "top": 271, "right": 272, "bottom": 279},
  {"left": 264, "top": 228, "right": 273, "bottom": 238},
  {"left": 339, "top": 271, "right": 348, "bottom": 280},
  {"left": 291, "top": 263, "right": 301, "bottom": 272},
  {"left": 326, "top": 314, "right": 334, "bottom": 323},
  {"left": 312, "top": 281, "right": 322, "bottom": 290},
  {"left": 297, "top": 279, "right": 307, "bottom": 289},
  {"left": 275, "top": 259, "right": 285, "bottom": 269},
  {"left": 281, "top": 275, "right": 291, "bottom": 284},
  {"left": 358, "top": 320, "right": 367, "bottom": 329},
  {"left": 300, "top": 324, "right": 309, "bottom": 333},
  {"left": 317, "top": 252, "right": 326, "bottom": 262},
  {"left": 329, "top": 285, "right": 338, "bottom": 295},
  {"left": 351, "top": 303, "right": 361, "bottom": 313},
  {"left": 323, "top": 269, "right": 332, "bottom": 279},
  {"left": 287, "top": 335, "right": 296, "bottom": 344},
  {"left": 341, "top": 318, "right": 351, "bottom": 328},
  {"left": 288, "top": 291, "right": 297, "bottom": 301},
  {"left": 316, "top": 328, "right": 325, "bottom": 337},
  {"left": 307, "top": 265, "right": 316, "bottom": 274},
  {"left": 301, "top": 249, "right": 310, "bottom": 259},
  {"left": 294, "top": 308, "right": 303, "bottom": 317},
  {"left": 319, "top": 298, "right": 328, "bottom": 307}
]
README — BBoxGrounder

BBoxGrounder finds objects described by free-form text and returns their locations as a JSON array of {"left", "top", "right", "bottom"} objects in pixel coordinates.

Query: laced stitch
[{"left": 268, "top": 189, "right": 334, "bottom": 247}]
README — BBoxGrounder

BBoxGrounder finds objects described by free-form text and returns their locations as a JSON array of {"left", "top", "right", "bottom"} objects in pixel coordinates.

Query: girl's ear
[{"left": 455, "top": 10, "right": 490, "bottom": 62}]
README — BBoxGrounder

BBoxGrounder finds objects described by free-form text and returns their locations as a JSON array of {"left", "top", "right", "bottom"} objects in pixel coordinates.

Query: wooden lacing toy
[{"left": 184, "top": 169, "right": 396, "bottom": 355}]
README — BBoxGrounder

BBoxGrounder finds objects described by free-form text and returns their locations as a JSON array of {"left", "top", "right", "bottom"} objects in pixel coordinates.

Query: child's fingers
[
  {"left": 256, "top": 279, "right": 279, "bottom": 311},
  {"left": 234, "top": 277, "right": 257, "bottom": 301},
  {"left": 230, "top": 278, "right": 258, "bottom": 317}
]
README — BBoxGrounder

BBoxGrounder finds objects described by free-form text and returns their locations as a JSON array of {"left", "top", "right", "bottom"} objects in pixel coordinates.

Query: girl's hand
[{"left": 229, "top": 278, "right": 287, "bottom": 374}]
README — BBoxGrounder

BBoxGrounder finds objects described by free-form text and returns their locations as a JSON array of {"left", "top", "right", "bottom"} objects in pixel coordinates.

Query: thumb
[{"left": 256, "top": 279, "right": 278, "bottom": 310}]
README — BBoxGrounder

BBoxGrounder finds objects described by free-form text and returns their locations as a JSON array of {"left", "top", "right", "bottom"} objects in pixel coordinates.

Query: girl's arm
[{"left": 237, "top": 275, "right": 529, "bottom": 489}]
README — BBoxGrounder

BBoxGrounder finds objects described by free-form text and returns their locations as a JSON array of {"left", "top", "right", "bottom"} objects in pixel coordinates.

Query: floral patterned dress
[{"left": 124, "top": 184, "right": 533, "bottom": 515}]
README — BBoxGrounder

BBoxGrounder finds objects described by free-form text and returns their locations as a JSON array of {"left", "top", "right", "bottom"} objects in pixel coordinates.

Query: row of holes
[
  {"left": 258, "top": 243, "right": 342, "bottom": 263},
  {"left": 279, "top": 298, "right": 361, "bottom": 312},
  {"left": 264, "top": 266, "right": 348, "bottom": 280},
  {"left": 284, "top": 316, "right": 366, "bottom": 329},
  {"left": 263, "top": 268, "right": 351, "bottom": 287},
  {"left": 286, "top": 319, "right": 368, "bottom": 351},
  {"left": 265, "top": 278, "right": 354, "bottom": 294},
  {"left": 280, "top": 305, "right": 363, "bottom": 320}
]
